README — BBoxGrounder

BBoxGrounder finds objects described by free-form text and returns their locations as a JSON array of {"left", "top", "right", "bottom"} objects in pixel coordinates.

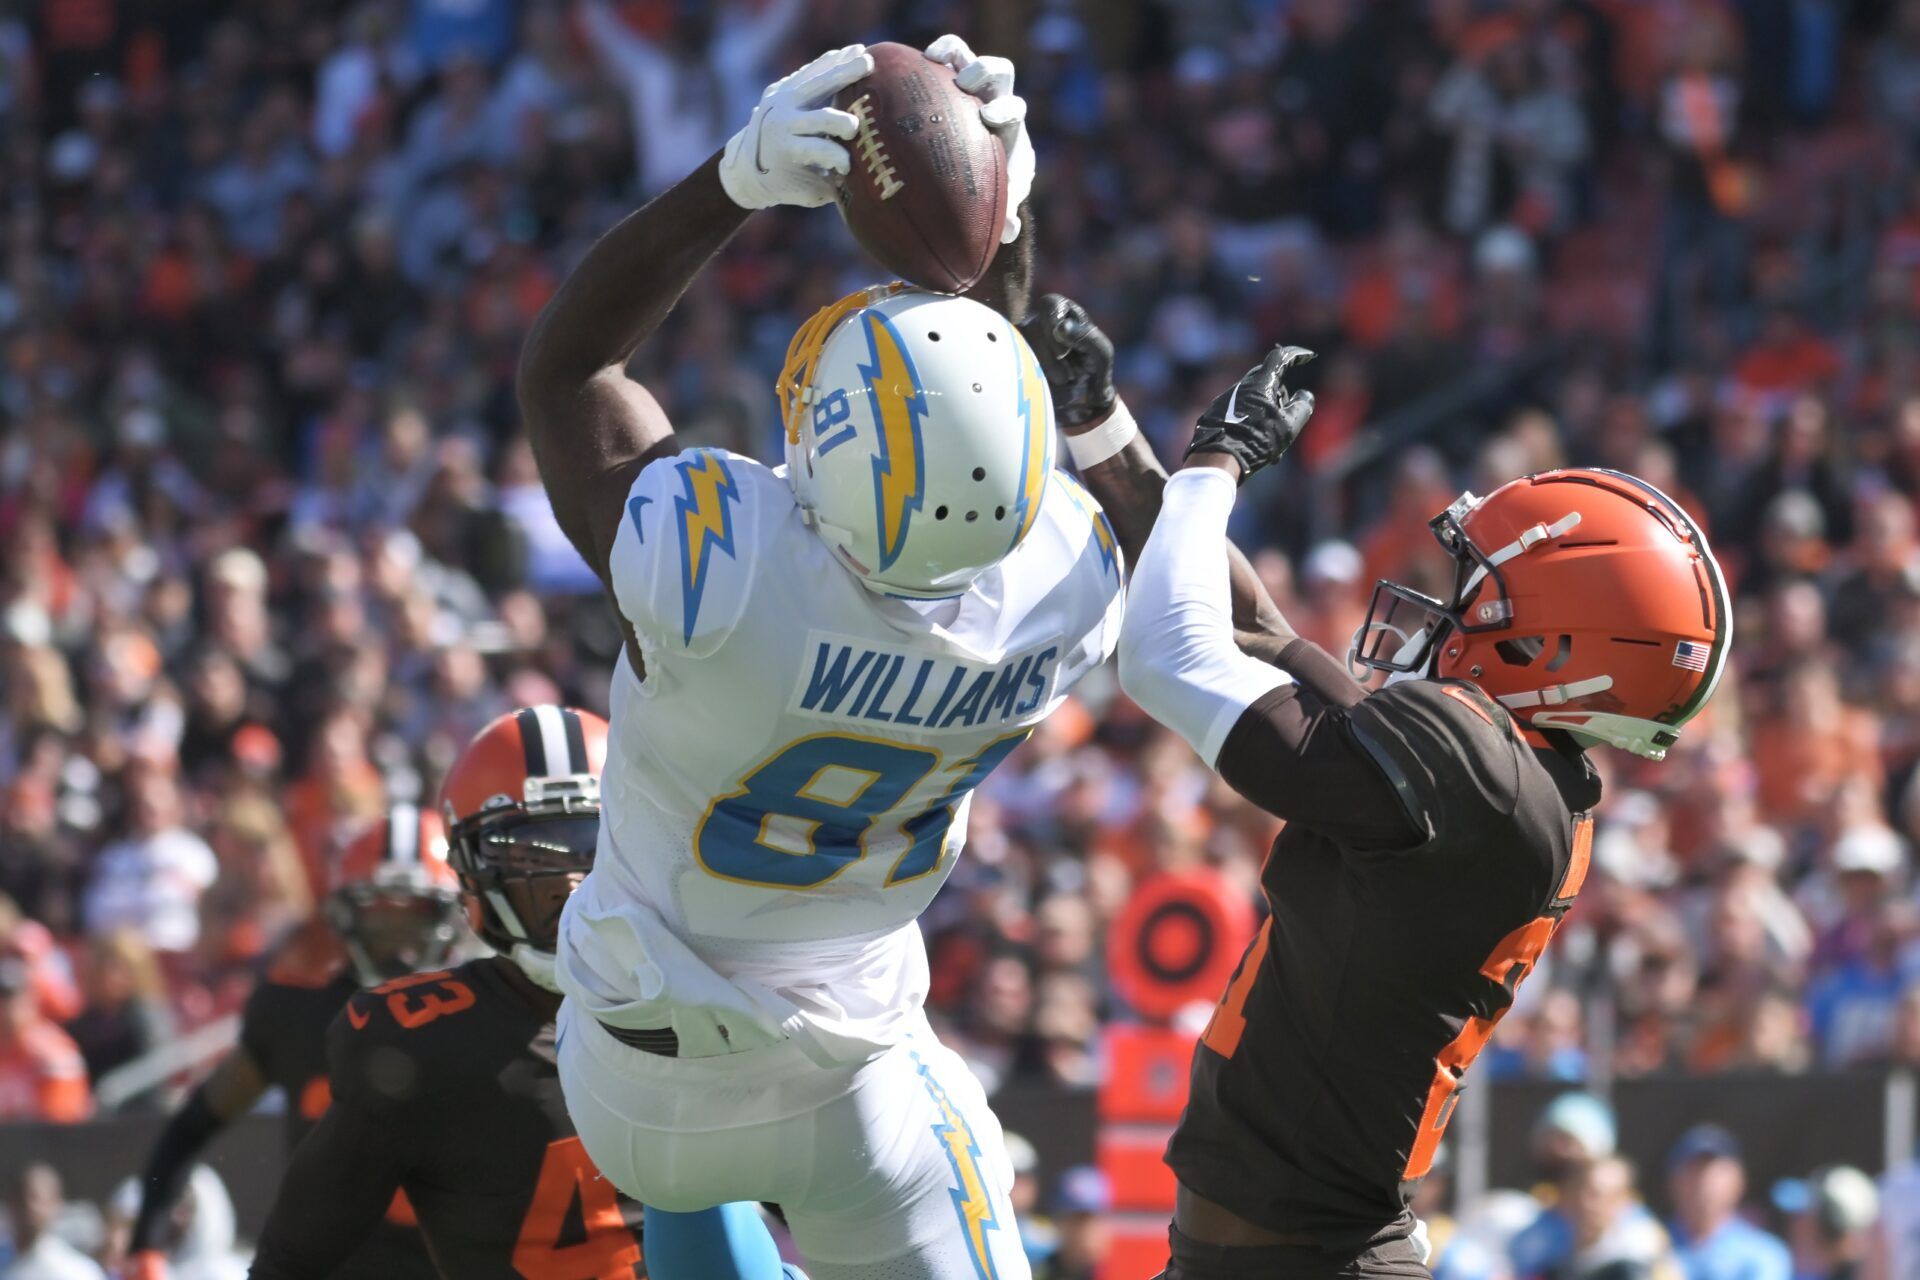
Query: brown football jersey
[
  {"left": 1167, "top": 640, "right": 1600, "bottom": 1248},
  {"left": 237, "top": 965, "right": 439, "bottom": 1279},
  {"left": 249, "top": 957, "right": 645, "bottom": 1279}
]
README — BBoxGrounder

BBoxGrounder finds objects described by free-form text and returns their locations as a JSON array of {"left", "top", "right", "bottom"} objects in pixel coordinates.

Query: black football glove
[
  {"left": 1185, "top": 346, "right": 1317, "bottom": 483},
  {"left": 1018, "top": 293, "right": 1116, "bottom": 428}
]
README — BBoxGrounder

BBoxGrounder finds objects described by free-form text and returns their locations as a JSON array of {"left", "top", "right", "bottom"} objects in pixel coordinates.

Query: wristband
[{"left": 1064, "top": 400, "right": 1137, "bottom": 469}]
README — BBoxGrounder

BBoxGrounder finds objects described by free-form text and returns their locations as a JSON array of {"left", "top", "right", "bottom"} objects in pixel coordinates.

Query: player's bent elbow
[{"left": 515, "top": 312, "right": 606, "bottom": 417}]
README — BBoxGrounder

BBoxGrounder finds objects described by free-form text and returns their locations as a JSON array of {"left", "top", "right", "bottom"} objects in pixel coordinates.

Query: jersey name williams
[{"left": 790, "top": 632, "right": 1061, "bottom": 733}]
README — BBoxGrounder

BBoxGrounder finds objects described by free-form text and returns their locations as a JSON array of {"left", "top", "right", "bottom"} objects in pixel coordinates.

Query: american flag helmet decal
[{"left": 1672, "top": 640, "right": 1710, "bottom": 671}]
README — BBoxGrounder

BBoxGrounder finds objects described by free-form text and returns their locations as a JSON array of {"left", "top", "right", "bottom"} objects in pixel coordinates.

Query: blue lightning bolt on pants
[{"left": 557, "top": 1001, "right": 1031, "bottom": 1280}]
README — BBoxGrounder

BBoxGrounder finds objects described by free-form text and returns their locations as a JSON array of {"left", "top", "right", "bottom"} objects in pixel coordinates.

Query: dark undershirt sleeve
[
  {"left": 235, "top": 983, "right": 280, "bottom": 1082},
  {"left": 1270, "top": 636, "right": 1371, "bottom": 709},
  {"left": 1214, "top": 639, "right": 1428, "bottom": 850},
  {"left": 248, "top": 1099, "right": 411, "bottom": 1280},
  {"left": 130, "top": 1088, "right": 224, "bottom": 1251},
  {"left": 141, "top": 987, "right": 284, "bottom": 1251}
]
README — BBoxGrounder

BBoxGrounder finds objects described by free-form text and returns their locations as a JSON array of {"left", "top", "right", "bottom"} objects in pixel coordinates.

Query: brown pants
[{"left": 1157, "top": 1225, "right": 1433, "bottom": 1280}]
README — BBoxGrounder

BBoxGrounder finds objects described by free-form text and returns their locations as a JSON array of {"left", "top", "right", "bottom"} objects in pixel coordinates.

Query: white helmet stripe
[
  {"left": 387, "top": 804, "right": 418, "bottom": 864},
  {"left": 1486, "top": 512, "right": 1582, "bottom": 568},
  {"left": 529, "top": 705, "right": 569, "bottom": 781},
  {"left": 560, "top": 708, "right": 585, "bottom": 774}
]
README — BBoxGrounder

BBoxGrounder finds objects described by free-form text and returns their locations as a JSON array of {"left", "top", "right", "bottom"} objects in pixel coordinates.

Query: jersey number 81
[{"left": 695, "top": 731, "right": 1027, "bottom": 890}]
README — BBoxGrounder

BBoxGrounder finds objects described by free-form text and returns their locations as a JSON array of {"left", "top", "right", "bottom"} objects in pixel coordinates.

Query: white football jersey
[{"left": 560, "top": 447, "right": 1124, "bottom": 1059}]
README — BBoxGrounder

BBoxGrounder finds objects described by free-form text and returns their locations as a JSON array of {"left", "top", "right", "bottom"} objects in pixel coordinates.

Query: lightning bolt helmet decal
[
  {"left": 857, "top": 309, "right": 929, "bottom": 572},
  {"left": 777, "top": 287, "right": 1097, "bottom": 599}
]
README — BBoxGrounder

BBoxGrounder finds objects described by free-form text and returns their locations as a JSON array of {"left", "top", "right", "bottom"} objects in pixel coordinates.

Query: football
[{"left": 834, "top": 41, "right": 1008, "bottom": 295}]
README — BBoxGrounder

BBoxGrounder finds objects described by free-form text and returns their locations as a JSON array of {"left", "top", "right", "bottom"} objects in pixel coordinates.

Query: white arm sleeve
[{"left": 1117, "top": 467, "right": 1293, "bottom": 766}]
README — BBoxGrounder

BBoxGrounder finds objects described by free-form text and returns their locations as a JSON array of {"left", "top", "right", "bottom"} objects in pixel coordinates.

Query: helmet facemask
[
  {"left": 326, "top": 876, "right": 464, "bottom": 986},
  {"left": 1350, "top": 581, "right": 1454, "bottom": 679},
  {"left": 448, "top": 777, "right": 598, "bottom": 991},
  {"left": 1350, "top": 492, "right": 1512, "bottom": 680}
]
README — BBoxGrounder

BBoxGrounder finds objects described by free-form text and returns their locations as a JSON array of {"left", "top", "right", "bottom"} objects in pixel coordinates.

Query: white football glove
[
  {"left": 719, "top": 44, "right": 875, "bottom": 211},
  {"left": 924, "top": 34, "right": 1034, "bottom": 243}
]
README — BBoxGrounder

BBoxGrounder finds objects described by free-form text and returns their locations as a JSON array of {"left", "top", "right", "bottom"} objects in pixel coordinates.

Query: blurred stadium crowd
[{"left": 4, "top": 0, "right": 1920, "bottom": 1273}]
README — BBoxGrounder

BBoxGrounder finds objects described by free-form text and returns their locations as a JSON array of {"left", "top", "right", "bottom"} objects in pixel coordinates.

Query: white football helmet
[{"left": 776, "top": 284, "right": 1056, "bottom": 597}]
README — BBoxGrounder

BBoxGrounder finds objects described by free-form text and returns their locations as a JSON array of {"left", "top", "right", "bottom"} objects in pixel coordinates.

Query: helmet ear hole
[
  {"left": 1546, "top": 634, "right": 1574, "bottom": 672},
  {"left": 1496, "top": 636, "right": 1546, "bottom": 666}
]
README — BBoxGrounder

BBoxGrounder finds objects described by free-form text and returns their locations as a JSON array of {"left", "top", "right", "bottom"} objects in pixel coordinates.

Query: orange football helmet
[
  {"left": 441, "top": 707, "right": 607, "bottom": 990},
  {"left": 326, "top": 804, "right": 464, "bottom": 984},
  {"left": 1350, "top": 468, "right": 1731, "bottom": 760}
]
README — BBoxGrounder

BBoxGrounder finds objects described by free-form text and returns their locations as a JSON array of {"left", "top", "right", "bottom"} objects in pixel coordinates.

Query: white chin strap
[
  {"left": 1385, "top": 623, "right": 1435, "bottom": 672},
  {"left": 1530, "top": 709, "right": 1678, "bottom": 761},
  {"left": 1496, "top": 674, "right": 1615, "bottom": 710},
  {"left": 1346, "top": 620, "right": 1440, "bottom": 680},
  {"left": 1458, "top": 509, "right": 1618, "bottom": 717},
  {"left": 509, "top": 944, "right": 563, "bottom": 993},
  {"left": 345, "top": 943, "right": 389, "bottom": 989},
  {"left": 1458, "top": 511, "right": 1583, "bottom": 624},
  {"left": 1501, "top": 678, "right": 1686, "bottom": 760},
  {"left": 484, "top": 886, "right": 564, "bottom": 992}
]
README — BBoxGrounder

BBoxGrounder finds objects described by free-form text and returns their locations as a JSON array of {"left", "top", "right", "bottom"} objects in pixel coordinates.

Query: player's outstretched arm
[
  {"left": 247, "top": 1098, "right": 408, "bottom": 1280},
  {"left": 1116, "top": 355, "right": 1415, "bottom": 844},
  {"left": 128, "top": 1047, "right": 266, "bottom": 1267},
  {"left": 1117, "top": 350, "right": 1320, "bottom": 761},
  {"left": 1021, "top": 294, "right": 1291, "bottom": 641},
  {"left": 518, "top": 44, "right": 874, "bottom": 581},
  {"left": 516, "top": 155, "right": 738, "bottom": 581}
]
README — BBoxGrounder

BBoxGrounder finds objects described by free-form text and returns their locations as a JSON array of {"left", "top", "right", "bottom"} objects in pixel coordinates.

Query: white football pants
[{"left": 556, "top": 1000, "right": 1032, "bottom": 1280}]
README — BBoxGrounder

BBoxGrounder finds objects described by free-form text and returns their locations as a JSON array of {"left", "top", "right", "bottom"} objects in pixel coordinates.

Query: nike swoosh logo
[
  {"left": 1222, "top": 383, "right": 1248, "bottom": 424},
  {"left": 347, "top": 1003, "right": 370, "bottom": 1031}
]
